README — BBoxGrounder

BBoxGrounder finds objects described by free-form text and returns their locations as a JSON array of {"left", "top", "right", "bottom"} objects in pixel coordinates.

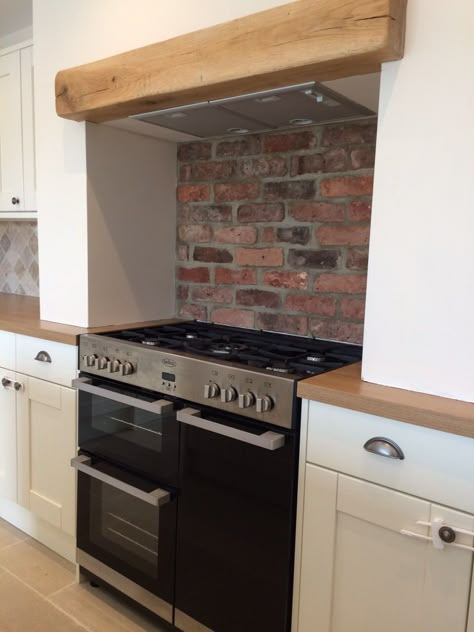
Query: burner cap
[
  {"left": 141, "top": 338, "right": 160, "bottom": 346},
  {"left": 210, "top": 343, "right": 247, "bottom": 356},
  {"left": 305, "top": 354, "right": 325, "bottom": 363},
  {"left": 185, "top": 333, "right": 198, "bottom": 339}
]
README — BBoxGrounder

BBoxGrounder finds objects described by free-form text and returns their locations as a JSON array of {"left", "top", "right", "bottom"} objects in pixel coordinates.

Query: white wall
[
  {"left": 33, "top": 0, "right": 291, "bottom": 326},
  {"left": 363, "top": 0, "right": 474, "bottom": 402}
]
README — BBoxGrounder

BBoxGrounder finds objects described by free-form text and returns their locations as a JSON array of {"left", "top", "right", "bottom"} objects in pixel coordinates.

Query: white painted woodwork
[
  {"left": 0, "top": 330, "right": 16, "bottom": 370},
  {"left": 0, "top": 368, "right": 17, "bottom": 501},
  {"left": 363, "top": 0, "right": 474, "bottom": 402},
  {"left": 16, "top": 334, "right": 77, "bottom": 387},
  {"left": 306, "top": 400, "right": 474, "bottom": 514},
  {"left": 20, "top": 45, "right": 36, "bottom": 210},
  {"left": 468, "top": 580, "right": 474, "bottom": 632},
  {"left": 16, "top": 375, "right": 76, "bottom": 536},
  {"left": 298, "top": 464, "right": 474, "bottom": 632}
]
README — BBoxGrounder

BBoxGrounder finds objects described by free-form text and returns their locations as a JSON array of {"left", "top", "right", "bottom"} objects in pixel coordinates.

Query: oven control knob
[
  {"left": 96, "top": 356, "right": 109, "bottom": 370},
  {"left": 256, "top": 395, "right": 274, "bottom": 413},
  {"left": 204, "top": 383, "right": 220, "bottom": 399},
  {"left": 238, "top": 391, "right": 255, "bottom": 409},
  {"left": 121, "top": 361, "right": 135, "bottom": 376},
  {"left": 221, "top": 386, "right": 237, "bottom": 403},
  {"left": 108, "top": 359, "right": 121, "bottom": 373},
  {"left": 83, "top": 354, "right": 97, "bottom": 367}
]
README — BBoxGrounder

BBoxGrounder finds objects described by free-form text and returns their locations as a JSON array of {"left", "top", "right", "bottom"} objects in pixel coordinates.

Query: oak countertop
[
  {"left": 298, "top": 362, "right": 474, "bottom": 439},
  {"left": 0, "top": 294, "right": 177, "bottom": 345}
]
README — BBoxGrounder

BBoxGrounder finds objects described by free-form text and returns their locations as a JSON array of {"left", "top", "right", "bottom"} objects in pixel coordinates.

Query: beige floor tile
[
  {"left": 51, "top": 583, "right": 170, "bottom": 632},
  {"left": 0, "top": 537, "right": 75, "bottom": 596},
  {"left": 0, "top": 572, "right": 86, "bottom": 632},
  {"left": 0, "top": 519, "right": 29, "bottom": 550}
]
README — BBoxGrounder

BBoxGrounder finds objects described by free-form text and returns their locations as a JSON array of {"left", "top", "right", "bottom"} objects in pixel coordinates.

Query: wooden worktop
[
  {"left": 298, "top": 362, "right": 474, "bottom": 439},
  {"left": 0, "top": 294, "right": 177, "bottom": 345}
]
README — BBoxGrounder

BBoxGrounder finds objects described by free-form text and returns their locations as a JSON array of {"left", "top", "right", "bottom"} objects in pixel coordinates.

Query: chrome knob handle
[
  {"left": 256, "top": 395, "right": 274, "bottom": 413},
  {"left": 121, "top": 361, "right": 135, "bottom": 376},
  {"left": 1, "top": 377, "right": 11, "bottom": 388},
  {"left": 238, "top": 391, "right": 255, "bottom": 409},
  {"left": 439, "top": 526, "right": 456, "bottom": 544},
  {"left": 83, "top": 354, "right": 97, "bottom": 367},
  {"left": 221, "top": 386, "right": 237, "bottom": 403},
  {"left": 97, "top": 356, "right": 109, "bottom": 370},
  {"left": 11, "top": 197, "right": 19, "bottom": 205},
  {"left": 108, "top": 359, "right": 121, "bottom": 373},
  {"left": 204, "top": 383, "right": 220, "bottom": 399},
  {"left": 13, "top": 381, "right": 23, "bottom": 391}
]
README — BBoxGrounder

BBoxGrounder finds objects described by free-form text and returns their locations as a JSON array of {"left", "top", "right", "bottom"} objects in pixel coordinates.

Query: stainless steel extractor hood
[{"left": 130, "top": 82, "right": 375, "bottom": 139}]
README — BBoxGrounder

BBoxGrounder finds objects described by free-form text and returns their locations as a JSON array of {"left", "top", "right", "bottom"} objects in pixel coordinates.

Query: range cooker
[{"left": 72, "top": 321, "right": 362, "bottom": 632}]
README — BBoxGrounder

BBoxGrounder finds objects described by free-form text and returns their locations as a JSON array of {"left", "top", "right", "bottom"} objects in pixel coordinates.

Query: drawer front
[
  {"left": 306, "top": 401, "right": 474, "bottom": 514},
  {"left": 16, "top": 335, "right": 77, "bottom": 387},
  {"left": 0, "top": 331, "right": 16, "bottom": 370}
]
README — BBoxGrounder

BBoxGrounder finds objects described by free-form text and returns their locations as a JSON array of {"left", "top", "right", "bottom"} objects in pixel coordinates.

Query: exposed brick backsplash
[{"left": 176, "top": 120, "right": 376, "bottom": 344}]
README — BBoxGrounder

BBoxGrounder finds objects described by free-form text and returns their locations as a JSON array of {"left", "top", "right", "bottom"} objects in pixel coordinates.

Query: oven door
[
  {"left": 73, "top": 454, "right": 176, "bottom": 623},
  {"left": 73, "top": 376, "right": 179, "bottom": 485}
]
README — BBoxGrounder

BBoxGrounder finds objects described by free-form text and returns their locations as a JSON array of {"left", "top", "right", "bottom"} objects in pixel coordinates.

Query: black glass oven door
[
  {"left": 74, "top": 455, "right": 176, "bottom": 623},
  {"left": 74, "top": 376, "right": 179, "bottom": 485}
]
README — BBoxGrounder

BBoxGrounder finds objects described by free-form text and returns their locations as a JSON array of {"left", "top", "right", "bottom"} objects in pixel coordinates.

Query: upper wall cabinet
[{"left": 0, "top": 43, "right": 36, "bottom": 218}]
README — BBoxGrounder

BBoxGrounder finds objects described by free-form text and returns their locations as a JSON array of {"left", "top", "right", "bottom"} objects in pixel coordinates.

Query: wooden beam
[{"left": 55, "top": 0, "right": 407, "bottom": 123}]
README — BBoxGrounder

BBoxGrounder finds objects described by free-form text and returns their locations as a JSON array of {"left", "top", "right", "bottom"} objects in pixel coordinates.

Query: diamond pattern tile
[{"left": 0, "top": 222, "right": 39, "bottom": 297}]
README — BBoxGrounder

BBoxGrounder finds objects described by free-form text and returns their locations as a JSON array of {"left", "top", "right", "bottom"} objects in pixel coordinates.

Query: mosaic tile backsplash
[{"left": 0, "top": 222, "right": 39, "bottom": 297}]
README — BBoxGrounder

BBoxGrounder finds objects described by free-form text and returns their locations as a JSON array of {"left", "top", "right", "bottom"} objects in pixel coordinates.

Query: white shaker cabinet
[
  {"left": 0, "top": 43, "right": 36, "bottom": 217},
  {"left": 0, "top": 369, "right": 18, "bottom": 501}
]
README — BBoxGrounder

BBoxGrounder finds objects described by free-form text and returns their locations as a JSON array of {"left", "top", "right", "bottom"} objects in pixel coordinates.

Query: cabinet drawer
[
  {"left": 0, "top": 331, "right": 16, "bottom": 370},
  {"left": 306, "top": 401, "right": 474, "bottom": 514},
  {"left": 16, "top": 335, "right": 77, "bottom": 387}
]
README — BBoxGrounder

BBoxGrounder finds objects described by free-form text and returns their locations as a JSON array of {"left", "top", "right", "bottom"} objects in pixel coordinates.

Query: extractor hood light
[
  {"left": 289, "top": 118, "right": 314, "bottom": 126},
  {"left": 304, "top": 89, "right": 324, "bottom": 103},
  {"left": 226, "top": 127, "right": 249, "bottom": 134},
  {"left": 166, "top": 112, "right": 187, "bottom": 119}
]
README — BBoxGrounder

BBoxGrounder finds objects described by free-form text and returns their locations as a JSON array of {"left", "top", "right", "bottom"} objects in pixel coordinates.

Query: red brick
[
  {"left": 289, "top": 202, "right": 344, "bottom": 222},
  {"left": 240, "top": 157, "right": 287, "bottom": 178},
  {"left": 314, "top": 274, "right": 367, "bottom": 294},
  {"left": 177, "top": 184, "right": 210, "bottom": 203},
  {"left": 177, "top": 245, "right": 189, "bottom": 261},
  {"left": 215, "top": 268, "right": 257, "bottom": 285},
  {"left": 211, "top": 308, "right": 255, "bottom": 328},
  {"left": 192, "top": 286, "right": 233, "bottom": 304},
  {"left": 309, "top": 319, "right": 363, "bottom": 344},
  {"left": 215, "top": 182, "right": 259, "bottom": 201},
  {"left": 290, "top": 148, "right": 347, "bottom": 176},
  {"left": 264, "top": 131, "right": 315, "bottom": 153},
  {"left": 261, "top": 227, "right": 276, "bottom": 243},
  {"left": 351, "top": 147, "right": 376, "bottom": 170},
  {"left": 276, "top": 227, "right": 310, "bottom": 245},
  {"left": 320, "top": 176, "right": 373, "bottom": 197},
  {"left": 178, "top": 224, "right": 212, "bottom": 243},
  {"left": 288, "top": 249, "right": 339, "bottom": 269},
  {"left": 177, "top": 267, "right": 210, "bottom": 283},
  {"left": 262, "top": 271, "right": 308, "bottom": 290},
  {"left": 317, "top": 225, "right": 370, "bottom": 246},
  {"left": 236, "top": 289, "right": 280, "bottom": 308},
  {"left": 346, "top": 248, "right": 369, "bottom": 271},
  {"left": 285, "top": 295, "right": 336, "bottom": 317},
  {"left": 185, "top": 205, "right": 232, "bottom": 222},
  {"left": 178, "top": 142, "right": 212, "bottom": 161},
  {"left": 263, "top": 180, "right": 315, "bottom": 200},
  {"left": 348, "top": 200, "right": 372, "bottom": 222},
  {"left": 238, "top": 203, "right": 284, "bottom": 223},
  {"left": 214, "top": 226, "right": 257, "bottom": 244},
  {"left": 177, "top": 285, "right": 189, "bottom": 300},
  {"left": 179, "top": 303, "right": 208, "bottom": 320},
  {"left": 236, "top": 248, "right": 284, "bottom": 267},
  {"left": 216, "top": 136, "right": 261, "bottom": 157},
  {"left": 193, "top": 247, "right": 233, "bottom": 263},
  {"left": 341, "top": 297, "right": 366, "bottom": 320},
  {"left": 180, "top": 160, "right": 237, "bottom": 182},
  {"left": 255, "top": 313, "right": 307, "bottom": 336},
  {"left": 322, "top": 123, "right": 377, "bottom": 146}
]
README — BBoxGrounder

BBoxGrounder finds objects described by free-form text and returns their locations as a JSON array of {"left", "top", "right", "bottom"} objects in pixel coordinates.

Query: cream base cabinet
[
  {"left": 298, "top": 464, "right": 474, "bottom": 632},
  {"left": 0, "top": 369, "right": 18, "bottom": 501},
  {"left": 16, "top": 375, "right": 76, "bottom": 536}
]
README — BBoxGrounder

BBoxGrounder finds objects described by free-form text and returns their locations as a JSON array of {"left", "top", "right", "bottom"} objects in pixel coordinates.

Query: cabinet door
[
  {"left": 298, "top": 465, "right": 473, "bottom": 632},
  {"left": 0, "top": 369, "right": 18, "bottom": 501},
  {"left": 0, "top": 52, "right": 24, "bottom": 212},
  {"left": 17, "top": 376, "right": 76, "bottom": 535},
  {"left": 20, "top": 46, "right": 36, "bottom": 211}
]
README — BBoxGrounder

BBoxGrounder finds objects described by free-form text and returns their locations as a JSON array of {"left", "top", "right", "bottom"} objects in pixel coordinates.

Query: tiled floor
[{"left": 0, "top": 519, "right": 170, "bottom": 631}]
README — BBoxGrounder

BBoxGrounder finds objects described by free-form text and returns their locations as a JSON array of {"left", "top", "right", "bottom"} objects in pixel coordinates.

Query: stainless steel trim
[
  {"left": 77, "top": 549, "right": 172, "bottom": 623},
  {"left": 177, "top": 407, "right": 285, "bottom": 451},
  {"left": 71, "top": 377, "right": 174, "bottom": 415},
  {"left": 363, "top": 436, "right": 405, "bottom": 460},
  {"left": 34, "top": 350, "right": 52, "bottom": 363},
  {"left": 175, "top": 608, "right": 214, "bottom": 632},
  {"left": 71, "top": 455, "right": 170, "bottom": 506}
]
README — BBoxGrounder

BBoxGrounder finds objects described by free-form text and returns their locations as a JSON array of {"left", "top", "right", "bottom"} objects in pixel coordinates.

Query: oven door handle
[
  {"left": 177, "top": 408, "right": 285, "bottom": 451},
  {"left": 71, "top": 455, "right": 170, "bottom": 507},
  {"left": 72, "top": 377, "right": 174, "bottom": 416}
]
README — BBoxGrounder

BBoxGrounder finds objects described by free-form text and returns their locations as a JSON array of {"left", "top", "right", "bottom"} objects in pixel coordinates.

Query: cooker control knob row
[
  {"left": 83, "top": 354, "right": 97, "bottom": 367},
  {"left": 221, "top": 386, "right": 237, "bottom": 403},
  {"left": 238, "top": 391, "right": 255, "bottom": 409},
  {"left": 121, "top": 361, "right": 135, "bottom": 376},
  {"left": 256, "top": 395, "right": 274, "bottom": 413},
  {"left": 204, "top": 382, "right": 220, "bottom": 399}
]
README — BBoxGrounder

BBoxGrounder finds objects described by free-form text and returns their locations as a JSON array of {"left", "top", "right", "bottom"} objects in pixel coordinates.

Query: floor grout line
[
  {"left": 47, "top": 579, "right": 78, "bottom": 599},
  {"left": 0, "top": 537, "right": 31, "bottom": 554}
]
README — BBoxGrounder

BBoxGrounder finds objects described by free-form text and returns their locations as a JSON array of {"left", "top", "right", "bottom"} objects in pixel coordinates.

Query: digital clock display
[{"left": 162, "top": 372, "right": 176, "bottom": 382}]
